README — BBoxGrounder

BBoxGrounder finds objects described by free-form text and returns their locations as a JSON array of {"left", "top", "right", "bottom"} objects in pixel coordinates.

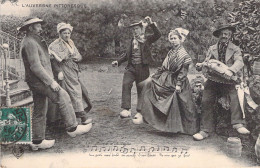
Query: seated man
[
  {"left": 19, "top": 18, "right": 92, "bottom": 150},
  {"left": 193, "top": 24, "right": 250, "bottom": 140}
]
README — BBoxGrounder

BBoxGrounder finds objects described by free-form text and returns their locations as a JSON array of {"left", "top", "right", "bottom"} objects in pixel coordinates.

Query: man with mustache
[
  {"left": 19, "top": 18, "right": 92, "bottom": 150},
  {"left": 193, "top": 24, "right": 250, "bottom": 140}
]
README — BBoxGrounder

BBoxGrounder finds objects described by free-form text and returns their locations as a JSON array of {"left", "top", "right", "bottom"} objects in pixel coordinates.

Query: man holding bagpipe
[{"left": 193, "top": 24, "right": 250, "bottom": 141}]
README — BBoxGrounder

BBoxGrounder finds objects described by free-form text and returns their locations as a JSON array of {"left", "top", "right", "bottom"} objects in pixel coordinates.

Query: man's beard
[{"left": 220, "top": 37, "right": 229, "bottom": 43}]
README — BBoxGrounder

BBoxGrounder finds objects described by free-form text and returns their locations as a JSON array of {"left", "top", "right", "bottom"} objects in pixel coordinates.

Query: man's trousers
[
  {"left": 28, "top": 81, "right": 78, "bottom": 141},
  {"left": 200, "top": 80, "right": 245, "bottom": 133},
  {"left": 121, "top": 64, "right": 149, "bottom": 110}
]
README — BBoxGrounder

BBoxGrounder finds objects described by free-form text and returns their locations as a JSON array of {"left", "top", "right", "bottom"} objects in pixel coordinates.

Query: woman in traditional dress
[
  {"left": 48, "top": 22, "right": 92, "bottom": 125},
  {"left": 133, "top": 28, "right": 199, "bottom": 135}
]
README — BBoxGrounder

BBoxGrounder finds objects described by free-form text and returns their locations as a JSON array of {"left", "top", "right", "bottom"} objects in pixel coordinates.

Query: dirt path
[{"left": 1, "top": 63, "right": 258, "bottom": 167}]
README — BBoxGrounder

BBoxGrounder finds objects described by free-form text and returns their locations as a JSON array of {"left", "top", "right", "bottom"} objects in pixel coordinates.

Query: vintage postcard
[{"left": 0, "top": 0, "right": 260, "bottom": 167}]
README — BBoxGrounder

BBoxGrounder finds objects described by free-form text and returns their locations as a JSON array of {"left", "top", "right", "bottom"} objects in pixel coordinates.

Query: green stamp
[{"left": 0, "top": 107, "right": 31, "bottom": 144}]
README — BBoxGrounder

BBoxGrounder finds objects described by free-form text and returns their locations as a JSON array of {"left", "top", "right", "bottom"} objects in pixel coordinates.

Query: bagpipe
[
  {"left": 199, "top": 59, "right": 240, "bottom": 84},
  {"left": 197, "top": 59, "right": 259, "bottom": 118}
]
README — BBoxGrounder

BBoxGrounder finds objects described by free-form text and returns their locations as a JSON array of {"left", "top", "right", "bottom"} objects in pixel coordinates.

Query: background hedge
[{"left": 1, "top": 0, "right": 259, "bottom": 64}]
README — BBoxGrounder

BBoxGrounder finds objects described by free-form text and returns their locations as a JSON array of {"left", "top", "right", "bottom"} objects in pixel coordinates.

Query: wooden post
[
  {"left": 0, "top": 46, "right": 4, "bottom": 107},
  {"left": 1, "top": 47, "right": 4, "bottom": 92},
  {"left": 13, "top": 41, "right": 19, "bottom": 78},
  {"left": 7, "top": 36, "right": 10, "bottom": 59},
  {"left": 3, "top": 43, "right": 11, "bottom": 107}
]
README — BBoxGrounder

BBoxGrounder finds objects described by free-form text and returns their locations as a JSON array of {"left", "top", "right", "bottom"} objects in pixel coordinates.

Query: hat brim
[
  {"left": 213, "top": 26, "right": 236, "bottom": 37},
  {"left": 128, "top": 22, "right": 142, "bottom": 28},
  {"left": 18, "top": 19, "right": 45, "bottom": 32}
]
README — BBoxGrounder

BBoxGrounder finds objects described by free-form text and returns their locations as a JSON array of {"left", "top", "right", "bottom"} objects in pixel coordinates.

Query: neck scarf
[
  {"left": 218, "top": 41, "right": 229, "bottom": 63},
  {"left": 134, "top": 34, "right": 146, "bottom": 43},
  {"left": 133, "top": 34, "right": 145, "bottom": 50}
]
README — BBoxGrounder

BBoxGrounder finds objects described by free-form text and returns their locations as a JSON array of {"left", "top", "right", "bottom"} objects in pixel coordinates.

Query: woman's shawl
[
  {"left": 152, "top": 46, "right": 191, "bottom": 80},
  {"left": 48, "top": 38, "right": 82, "bottom": 62},
  {"left": 161, "top": 46, "right": 191, "bottom": 73}
]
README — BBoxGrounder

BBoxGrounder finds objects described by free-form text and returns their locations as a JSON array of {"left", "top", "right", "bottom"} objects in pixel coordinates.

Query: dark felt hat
[
  {"left": 128, "top": 20, "right": 143, "bottom": 28},
  {"left": 17, "top": 18, "right": 45, "bottom": 32},
  {"left": 213, "top": 24, "right": 236, "bottom": 37}
]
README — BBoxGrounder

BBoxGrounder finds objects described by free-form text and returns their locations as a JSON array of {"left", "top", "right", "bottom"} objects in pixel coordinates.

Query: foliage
[
  {"left": 0, "top": 15, "right": 25, "bottom": 37},
  {"left": 1, "top": 0, "right": 18, "bottom": 4},
  {"left": 1, "top": 0, "right": 235, "bottom": 62},
  {"left": 228, "top": 0, "right": 260, "bottom": 58}
]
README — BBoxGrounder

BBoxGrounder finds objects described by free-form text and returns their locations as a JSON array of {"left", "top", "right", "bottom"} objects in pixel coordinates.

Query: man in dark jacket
[
  {"left": 193, "top": 24, "right": 250, "bottom": 141},
  {"left": 112, "top": 16, "right": 161, "bottom": 118},
  {"left": 19, "top": 18, "right": 92, "bottom": 150}
]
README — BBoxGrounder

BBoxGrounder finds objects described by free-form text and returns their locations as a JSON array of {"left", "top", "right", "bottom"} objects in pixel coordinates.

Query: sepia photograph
[{"left": 0, "top": 0, "right": 260, "bottom": 167}]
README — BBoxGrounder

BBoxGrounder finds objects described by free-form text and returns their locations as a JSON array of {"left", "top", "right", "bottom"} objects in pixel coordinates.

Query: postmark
[
  {"left": 0, "top": 107, "right": 31, "bottom": 144},
  {"left": 12, "top": 145, "right": 25, "bottom": 159}
]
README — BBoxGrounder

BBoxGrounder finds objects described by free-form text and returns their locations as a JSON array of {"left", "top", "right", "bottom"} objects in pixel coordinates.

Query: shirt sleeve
[{"left": 24, "top": 40, "right": 54, "bottom": 85}]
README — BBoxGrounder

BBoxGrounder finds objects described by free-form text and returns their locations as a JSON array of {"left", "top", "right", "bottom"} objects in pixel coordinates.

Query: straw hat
[{"left": 17, "top": 18, "right": 45, "bottom": 32}]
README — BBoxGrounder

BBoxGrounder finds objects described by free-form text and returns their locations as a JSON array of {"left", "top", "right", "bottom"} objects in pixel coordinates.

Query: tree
[
  {"left": 1, "top": 0, "right": 18, "bottom": 4},
  {"left": 228, "top": 0, "right": 260, "bottom": 58},
  {"left": 0, "top": 0, "right": 236, "bottom": 62},
  {"left": 227, "top": 0, "right": 260, "bottom": 76}
]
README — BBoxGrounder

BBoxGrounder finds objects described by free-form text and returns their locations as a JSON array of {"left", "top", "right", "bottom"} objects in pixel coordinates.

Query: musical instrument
[{"left": 199, "top": 59, "right": 240, "bottom": 84}]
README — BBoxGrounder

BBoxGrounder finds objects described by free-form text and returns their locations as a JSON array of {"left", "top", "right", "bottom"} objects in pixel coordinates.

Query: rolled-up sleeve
[{"left": 24, "top": 40, "right": 54, "bottom": 85}]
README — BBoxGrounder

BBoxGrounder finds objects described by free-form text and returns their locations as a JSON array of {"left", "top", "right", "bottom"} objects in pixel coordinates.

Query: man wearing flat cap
[
  {"left": 19, "top": 18, "right": 92, "bottom": 150},
  {"left": 193, "top": 24, "right": 250, "bottom": 140},
  {"left": 112, "top": 16, "right": 161, "bottom": 118}
]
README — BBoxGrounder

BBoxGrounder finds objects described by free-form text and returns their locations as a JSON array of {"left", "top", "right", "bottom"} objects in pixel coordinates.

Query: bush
[
  {"left": 0, "top": 0, "right": 236, "bottom": 63},
  {"left": 228, "top": 0, "right": 260, "bottom": 58}
]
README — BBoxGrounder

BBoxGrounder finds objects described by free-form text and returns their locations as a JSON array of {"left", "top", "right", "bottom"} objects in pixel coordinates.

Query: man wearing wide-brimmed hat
[
  {"left": 112, "top": 16, "right": 161, "bottom": 118},
  {"left": 19, "top": 18, "right": 92, "bottom": 150},
  {"left": 193, "top": 24, "right": 250, "bottom": 140}
]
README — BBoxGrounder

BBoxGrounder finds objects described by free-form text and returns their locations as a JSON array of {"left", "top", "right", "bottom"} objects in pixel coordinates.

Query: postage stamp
[
  {"left": 0, "top": 0, "right": 259, "bottom": 167},
  {"left": 0, "top": 107, "right": 31, "bottom": 144}
]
